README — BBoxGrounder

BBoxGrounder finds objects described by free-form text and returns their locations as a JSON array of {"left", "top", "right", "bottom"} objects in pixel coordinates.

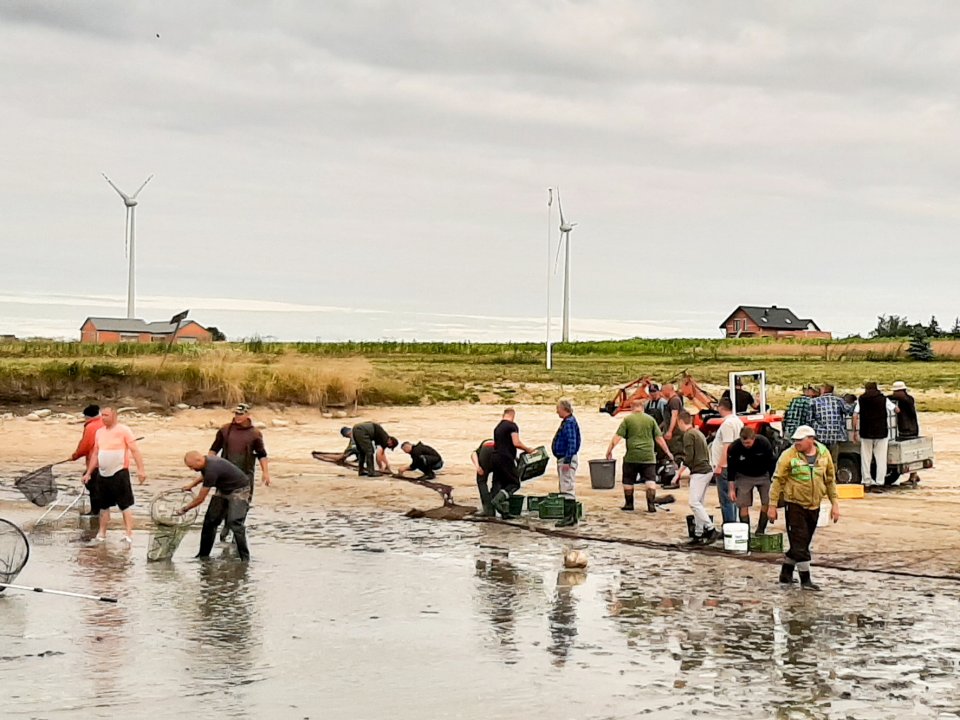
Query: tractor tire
[{"left": 836, "top": 455, "right": 861, "bottom": 485}]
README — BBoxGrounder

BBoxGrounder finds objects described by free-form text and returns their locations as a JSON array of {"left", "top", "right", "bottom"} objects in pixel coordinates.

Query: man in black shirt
[
  {"left": 490, "top": 408, "right": 534, "bottom": 519},
  {"left": 727, "top": 427, "right": 776, "bottom": 535},
  {"left": 889, "top": 381, "right": 919, "bottom": 439},
  {"left": 399, "top": 441, "right": 444, "bottom": 480},
  {"left": 346, "top": 422, "right": 399, "bottom": 477},
  {"left": 721, "top": 377, "right": 758, "bottom": 413},
  {"left": 471, "top": 440, "right": 496, "bottom": 516},
  {"left": 180, "top": 452, "right": 254, "bottom": 561}
]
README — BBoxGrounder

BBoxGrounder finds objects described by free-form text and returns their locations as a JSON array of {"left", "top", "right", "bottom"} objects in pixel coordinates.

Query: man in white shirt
[
  {"left": 710, "top": 398, "right": 744, "bottom": 524},
  {"left": 852, "top": 382, "right": 897, "bottom": 490}
]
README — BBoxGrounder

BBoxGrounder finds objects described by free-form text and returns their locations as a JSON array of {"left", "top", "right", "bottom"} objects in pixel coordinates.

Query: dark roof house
[{"left": 719, "top": 306, "right": 830, "bottom": 339}]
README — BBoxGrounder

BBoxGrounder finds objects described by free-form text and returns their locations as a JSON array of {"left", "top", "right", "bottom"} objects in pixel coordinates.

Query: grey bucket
[{"left": 588, "top": 459, "right": 617, "bottom": 489}]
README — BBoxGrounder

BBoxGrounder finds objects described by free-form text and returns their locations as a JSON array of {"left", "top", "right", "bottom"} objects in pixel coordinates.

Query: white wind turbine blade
[
  {"left": 131, "top": 174, "right": 154, "bottom": 198},
  {"left": 124, "top": 207, "right": 131, "bottom": 258},
  {"left": 101, "top": 173, "right": 131, "bottom": 202},
  {"left": 557, "top": 188, "right": 565, "bottom": 227},
  {"left": 554, "top": 232, "right": 566, "bottom": 274}
]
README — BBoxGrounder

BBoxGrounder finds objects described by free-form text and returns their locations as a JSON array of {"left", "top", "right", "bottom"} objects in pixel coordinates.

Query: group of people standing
[
  {"left": 784, "top": 380, "right": 919, "bottom": 490},
  {"left": 70, "top": 403, "right": 271, "bottom": 561}
]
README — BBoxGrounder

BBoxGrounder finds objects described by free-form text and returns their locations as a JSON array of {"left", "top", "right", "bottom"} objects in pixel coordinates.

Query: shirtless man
[{"left": 82, "top": 408, "right": 146, "bottom": 544}]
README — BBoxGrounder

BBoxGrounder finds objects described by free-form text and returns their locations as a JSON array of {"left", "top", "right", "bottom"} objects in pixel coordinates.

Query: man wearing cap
[
  {"left": 644, "top": 384, "right": 667, "bottom": 427},
  {"left": 783, "top": 386, "right": 818, "bottom": 441},
  {"left": 888, "top": 381, "right": 919, "bottom": 440},
  {"left": 768, "top": 425, "right": 839, "bottom": 591},
  {"left": 345, "top": 422, "right": 398, "bottom": 477},
  {"left": 852, "top": 382, "right": 897, "bottom": 490},
  {"left": 398, "top": 441, "right": 444, "bottom": 480},
  {"left": 208, "top": 403, "right": 270, "bottom": 542},
  {"left": 69, "top": 404, "right": 104, "bottom": 516}
]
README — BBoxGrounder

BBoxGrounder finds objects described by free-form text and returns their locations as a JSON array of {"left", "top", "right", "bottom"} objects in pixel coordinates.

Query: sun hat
[
  {"left": 791, "top": 425, "right": 817, "bottom": 441},
  {"left": 891, "top": 381, "right": 908, "bottom": 392}
]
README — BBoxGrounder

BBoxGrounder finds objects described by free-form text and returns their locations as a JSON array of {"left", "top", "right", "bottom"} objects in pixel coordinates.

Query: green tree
[
  {"left": 908, "top": 328, "right": 935, "bottom": 361},
  {"left": 871, "top": 314, "right": 912, "bottom": 338},
  {"left": 207, "top": 326, "right": 227, "bottom": 342},
  {"left": 951, "top": 317, "right": 960, "bottom": 338},
  {"left": 927, "top": 316, "right": 943, "bottom": 337}
]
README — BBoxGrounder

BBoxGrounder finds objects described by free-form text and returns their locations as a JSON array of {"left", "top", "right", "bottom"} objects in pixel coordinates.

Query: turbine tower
[
  {"left": 555, "top": 188, "right": 577, "bottom": 343},
  {"left": 102, "top": 173, "right": 153, "bottom": 318}
]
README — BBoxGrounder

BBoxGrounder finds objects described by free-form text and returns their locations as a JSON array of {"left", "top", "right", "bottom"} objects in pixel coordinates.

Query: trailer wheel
[{"left": 836, "top": 455, "right": 861, "bottom": 484}]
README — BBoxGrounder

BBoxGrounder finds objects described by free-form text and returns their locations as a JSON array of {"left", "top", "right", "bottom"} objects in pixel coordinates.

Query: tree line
[{"left": 871, "top": 315, "right": 960, "bottom": 339}]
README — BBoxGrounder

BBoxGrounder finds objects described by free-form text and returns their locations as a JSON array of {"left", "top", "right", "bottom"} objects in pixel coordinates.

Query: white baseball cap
[
  {"left": 891, "top": 381, "right": 908, "bottom": 392},
  {"left": 791, "top": 425, "right": 817, "bottom": 440}
]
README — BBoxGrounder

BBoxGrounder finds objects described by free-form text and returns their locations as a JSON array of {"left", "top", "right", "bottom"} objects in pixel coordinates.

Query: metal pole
[
  {"left": 0, "top": 583, "right": 118, "bottom": 603},
  {"left": 562, "top": 230, "right": 571, "bottom": 343},
  {"left": 546, "top": 189, "right": 553, "bottom": 370},
  {"left": 127, "top": 206, "right": 136, "bottom": 318}
]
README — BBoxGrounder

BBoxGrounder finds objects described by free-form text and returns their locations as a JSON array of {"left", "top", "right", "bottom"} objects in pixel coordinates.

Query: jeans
[
  {"left": 715, "top": 470, "right": 737, "bottom": 524},
  {"left": 860, "top": 437, "right": 889, "bottom": 485},
  {"left": 199, "top": 492, "right": 250, "bottom": 561},
  {"left": 688, "top": 472, "right": 715, "bottom": 534}
]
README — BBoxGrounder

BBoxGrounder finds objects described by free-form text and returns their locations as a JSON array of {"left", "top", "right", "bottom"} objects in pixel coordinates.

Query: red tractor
[{"left": 600, "top": 370, "right": 787, "bottom": 451}]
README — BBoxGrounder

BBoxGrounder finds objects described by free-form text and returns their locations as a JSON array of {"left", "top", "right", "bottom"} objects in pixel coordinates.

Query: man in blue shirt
[
  {"left": 551, "top": 399, "right": 581, "bottom": 527},
  {"left": 811, "top": 383, "right": 852, "bottom": 463}
]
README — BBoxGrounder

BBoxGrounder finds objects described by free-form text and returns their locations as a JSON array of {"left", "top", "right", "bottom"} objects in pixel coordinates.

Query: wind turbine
[
  {"left": 102, "top": 173, "right": 153, "bottom": 319},
  {"left": 554, "top": 188, "right": 577, "bottom": 343}
]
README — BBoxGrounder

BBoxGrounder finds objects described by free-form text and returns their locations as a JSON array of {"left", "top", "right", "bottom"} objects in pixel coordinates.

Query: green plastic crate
[
  {"left": 526, "top": 495, "right": 550, "bottom": 512},
  {"left": 537, "top": 498, "right": 583, "bottom": 520},
  {"left": 749, "top": 532, "right": 783, "bottom": 553},
  {"left": 508, "top": 494, "right": 526, "bottom": 516}
]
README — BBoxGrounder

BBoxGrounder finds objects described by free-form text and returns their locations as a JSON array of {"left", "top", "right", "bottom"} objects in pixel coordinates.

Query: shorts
[
  {"left": 98, "top": 469, "right": 135, "bottom": 511},
  {"left": 622, "top": 462, "right": 657, "bottom": 486},
  {"left": 86, "top": 468, "right": 103, "bottom": 513},
  {"left": 734, "top": 474, "right": 771, "bottom": 508}
]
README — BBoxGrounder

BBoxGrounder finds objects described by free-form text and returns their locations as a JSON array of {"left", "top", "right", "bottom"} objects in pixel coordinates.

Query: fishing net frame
[
  {"left": 14, "top": 465, "right": 59, "bottom": 507},
  {"left": 0, "top": 518, "right": 30, "bottom": 591}
]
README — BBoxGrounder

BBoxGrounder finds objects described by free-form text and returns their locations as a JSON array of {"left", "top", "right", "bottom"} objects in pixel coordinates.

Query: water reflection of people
[
  {"left": 548, "top": 570, "right": 584, "bottom": 665},
  {"left": 475, "top": 558, "right": 522, "bottom": 655}
]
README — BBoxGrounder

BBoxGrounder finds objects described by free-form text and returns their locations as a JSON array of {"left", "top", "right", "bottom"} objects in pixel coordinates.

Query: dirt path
[{"left": 2, "top": 405, "right": 958, "bottom": 577}]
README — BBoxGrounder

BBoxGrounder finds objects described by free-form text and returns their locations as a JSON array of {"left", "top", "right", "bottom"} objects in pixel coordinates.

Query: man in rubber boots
[
  {"left": 470, "top": 439, "right": 496, "bottom": 516},
  {"left": 209, "top": 403, "right": 271, "bottom": 543},
  {"left": 346, "top": 422, "right": 398, "bottom": 477},
  {"left": 551, "top": 399, "right": 581, "bottom": 528},
  {"left": 606, "top": 399, "right": 675, "bottom": 513},
  {"left": 70, "top": 404, "right": 103, "bottom": 517},
  {"left": 181, "top": 452, "right": 253, "bottom": 562},
  {"left": 676, "top": 411, "right": 719, "bottom": 545},
  {"left": 768, "top": 425, "right": 840, "bottom": 591},
  {"left": 727, "top": 426, "right": 776, "bottom": 536},
  {"left": 398, "top": 441, "right": 444, "bottom": 479},
  {"left": 490, "top": 408, "right": 534, "bottom": 519}
]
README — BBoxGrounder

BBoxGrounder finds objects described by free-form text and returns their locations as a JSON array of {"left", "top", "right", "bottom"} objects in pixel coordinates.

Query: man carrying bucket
[{"left": 768, "top": 426, "right": 840, "bottom": 591}]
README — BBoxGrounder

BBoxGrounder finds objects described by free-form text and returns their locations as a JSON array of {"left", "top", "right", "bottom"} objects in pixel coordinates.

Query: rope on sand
[{"left": 460, "top": 516, "right": 960, "bottom": 583}]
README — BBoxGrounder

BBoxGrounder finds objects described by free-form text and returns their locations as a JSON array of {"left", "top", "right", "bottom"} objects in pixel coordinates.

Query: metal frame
[{"left": 729, "top": 370, "right": 766, "bottom": 415}]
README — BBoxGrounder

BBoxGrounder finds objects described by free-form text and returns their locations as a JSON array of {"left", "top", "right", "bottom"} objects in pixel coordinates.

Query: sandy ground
[{"left": 3, "top": 404, "right": 959, "bottom": 577}]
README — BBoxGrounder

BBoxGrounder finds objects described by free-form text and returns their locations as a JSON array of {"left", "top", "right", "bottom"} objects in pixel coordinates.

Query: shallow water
[{"left": 2, "top": 508, "right": 960, "bottom": 719}]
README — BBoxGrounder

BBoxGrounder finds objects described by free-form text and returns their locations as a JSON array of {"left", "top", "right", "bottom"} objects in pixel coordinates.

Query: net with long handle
[
  {"left": 14, "top": 465, "right": 59, "bottom": 507},
  {"left": 0, "top": 519, "right": 30, "bottom": 592},
  {"left": 147, "top": 490, "right": 197, "bottom": 562}
]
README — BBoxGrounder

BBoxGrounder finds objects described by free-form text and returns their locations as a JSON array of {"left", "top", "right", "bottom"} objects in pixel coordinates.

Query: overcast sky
[{"left": 1, "top": 2, "right": 958, "bottom": 341}]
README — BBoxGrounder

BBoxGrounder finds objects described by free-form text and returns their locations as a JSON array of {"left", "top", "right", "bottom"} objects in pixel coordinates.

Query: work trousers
[
  {"left": 860, "top": 437, "right": 888, "bottom": 486},
  {"left": 199, "top": 492, "right": 250, "bottom": 561},
  {"left": 688, "top": 472, "right": 716, "bottom": 535},
  {"left": 557, "top": 455, "right": 578, "bottom": 498},
  {"left": 353, "top": 428, "right": 377, "bottom": 475},
  {"left": 411, "top": 454, "right": 443, "bottom": 475},
  {"left": 490, "top": 454, "right": 520, "bottom": 497},
  {"left": 715, "top": 470, "right": 738, "bottom": 524},
  {"left": 784, "top": 502, "right": 820, "bottom": 572}
]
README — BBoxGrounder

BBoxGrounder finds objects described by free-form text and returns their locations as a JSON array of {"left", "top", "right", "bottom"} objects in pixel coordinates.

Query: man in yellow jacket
[{"left": 768, "top": 425, "right": 840, "bottom": 591}]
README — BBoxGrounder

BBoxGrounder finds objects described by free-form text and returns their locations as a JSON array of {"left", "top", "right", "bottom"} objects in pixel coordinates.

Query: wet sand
[{"left": 2, "top": 405, "right": 959, "bottom": 577}]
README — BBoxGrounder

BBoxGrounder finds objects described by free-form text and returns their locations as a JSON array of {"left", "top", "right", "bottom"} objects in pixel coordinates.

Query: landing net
[
  {"left": 0, "top": 519, "right": 30, "bottom": 591},
  {"left": 147, "top": 490, "right": 197, "bottom": 562},
  {"left": 14, "top": 465, "right": 58, "bottom": 507}
]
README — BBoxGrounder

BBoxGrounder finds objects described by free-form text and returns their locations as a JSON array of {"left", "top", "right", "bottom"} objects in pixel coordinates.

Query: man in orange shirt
[
  {"left": 82, "top": 408, "right": 146, "bottom": 544},
  {"left": 70, "top": 404, "right": 103, "bottom": 516}
]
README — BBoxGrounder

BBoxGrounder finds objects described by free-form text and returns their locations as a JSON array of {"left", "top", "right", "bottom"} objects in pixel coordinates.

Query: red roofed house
[
  {"left": 720, "top": 306, "right": 831, "bottom": 340},
  {"left": 80, "top": 317, "right": 213, "bottom": 344}
]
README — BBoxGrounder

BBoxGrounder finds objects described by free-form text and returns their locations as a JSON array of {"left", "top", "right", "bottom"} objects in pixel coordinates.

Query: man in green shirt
[{"left": 606, "top": 400, "right": 675, "bottom": 512}]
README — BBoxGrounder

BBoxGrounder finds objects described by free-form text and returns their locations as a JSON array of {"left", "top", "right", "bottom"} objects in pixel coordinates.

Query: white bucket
[{"left": 723, "top": 522, "right": 750, "bottom": 553}]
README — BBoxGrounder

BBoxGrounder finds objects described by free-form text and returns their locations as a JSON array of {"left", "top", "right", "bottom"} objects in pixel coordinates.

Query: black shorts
[
  {"left": 86, "top": 468, "right": 103, "bottom": 512},
  {"left": 623, "top": 462, "right": 657, "bottom": 486},
  {"left": 98, "top": 469, "right": 135, "bottom": 511}
]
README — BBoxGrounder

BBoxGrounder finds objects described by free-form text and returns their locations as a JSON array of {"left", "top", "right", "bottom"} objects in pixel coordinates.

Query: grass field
[{"left": 0, "top": 337, "right": 957, "bottom": 410}]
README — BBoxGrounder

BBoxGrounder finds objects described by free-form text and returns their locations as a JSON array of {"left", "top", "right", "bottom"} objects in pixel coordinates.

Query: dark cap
[
  {"left": 340, "top": 426, "right": 352, "bottom": 438},
  {"left": 234, "top": 403, "right": 251, "bottom": 415},
  {"left": 82, "top": 404, "right": 100, "bottom": 418},
  {"left": 648, "top": 384, "right": 660, "bottom": 393}
]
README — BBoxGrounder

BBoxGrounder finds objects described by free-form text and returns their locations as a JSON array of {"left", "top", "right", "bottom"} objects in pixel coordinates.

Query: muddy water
[{"left": 2, "top": 509, "right": 960, "bottom": 720}]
